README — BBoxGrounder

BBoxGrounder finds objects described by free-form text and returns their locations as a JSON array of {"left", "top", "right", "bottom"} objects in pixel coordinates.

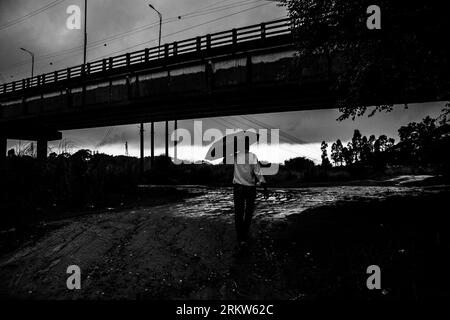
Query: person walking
[{"left": 232, "top": 139, "right": 267, "bottom": 246}]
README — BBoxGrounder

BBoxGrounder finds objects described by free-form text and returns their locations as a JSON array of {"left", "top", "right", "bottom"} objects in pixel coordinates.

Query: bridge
[{"left": 0, "top": 17, "right": 439, "bottom": 167}]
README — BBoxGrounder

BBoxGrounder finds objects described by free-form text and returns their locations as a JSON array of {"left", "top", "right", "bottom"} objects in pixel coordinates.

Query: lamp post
[
  {"left": 148, "top": 3, "right": 162, "bottom": 58},
  {"left": 83, "top": 0, "right": 87, "bottom": 67},
  {"left": 146, "top": 3, "right": 163, "bottom": 169},
  {"left": 20, "top": 47, "right": 34, "bottom": 78}
]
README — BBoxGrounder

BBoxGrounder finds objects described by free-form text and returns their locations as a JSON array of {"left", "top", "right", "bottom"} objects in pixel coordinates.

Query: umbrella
[{"left": 204, "top": 130, "right": 259, "bottom": 162}]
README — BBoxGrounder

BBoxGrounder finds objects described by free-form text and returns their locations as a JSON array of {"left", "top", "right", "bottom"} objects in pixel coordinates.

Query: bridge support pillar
[
  {"left": 37, "top": 139, "right": 48, "bottom": 161},
  {"left": 165, "top": 121, "right": 169, "bottom": 158},
  {"left": 174, "top": 120, "right": 177, "bottom": 162},
  {"left": 140, "top": 123, "right": 144, "bottom": 175},
  {"left": 150, "top": 122, "right": 154, "bottom": 167}
]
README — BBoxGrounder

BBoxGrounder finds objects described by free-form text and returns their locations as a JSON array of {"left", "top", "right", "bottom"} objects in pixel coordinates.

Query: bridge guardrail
[{"left": 1, "top": 18, "right": 292, "bottom": 97}]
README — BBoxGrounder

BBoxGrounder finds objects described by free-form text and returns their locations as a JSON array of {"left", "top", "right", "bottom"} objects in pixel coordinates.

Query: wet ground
[
  {"left": 177, "top": 184, "right": 428, "bottom": 220},
  {"left": 1, "top": 181, "right": 449, "bottom": 299}
]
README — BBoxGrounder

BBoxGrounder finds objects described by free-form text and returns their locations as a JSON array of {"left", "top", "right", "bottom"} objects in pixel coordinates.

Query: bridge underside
[
  {"left": 0, "top": 38, "right": 342, "bottom": 135},
  {"left": 1, "top": 81, "right": 337, "bottom": 132},
  {"left": 0, "top": 36, "right": 442, "bottom": 163}
]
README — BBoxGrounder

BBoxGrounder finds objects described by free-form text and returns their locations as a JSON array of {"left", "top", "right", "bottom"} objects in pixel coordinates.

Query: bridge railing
[{"left": 0, "top": 18, "right": 292, "bottom": 97}]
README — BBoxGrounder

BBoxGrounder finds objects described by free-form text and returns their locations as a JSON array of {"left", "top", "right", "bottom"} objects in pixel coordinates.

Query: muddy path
[{"left": 1, "top": 185, "right": 448, "bottom": 299}]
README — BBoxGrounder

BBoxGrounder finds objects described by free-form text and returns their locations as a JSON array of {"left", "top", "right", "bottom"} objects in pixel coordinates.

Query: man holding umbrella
[
  {"left": 205, "top": 130, "right": 269, "bottom": 246},
  {"left": 232, "top": 134, "right": 268, "bottom": 246}
]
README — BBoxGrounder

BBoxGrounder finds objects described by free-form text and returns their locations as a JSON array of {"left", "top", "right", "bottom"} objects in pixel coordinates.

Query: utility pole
[{"left": 20, "top": 47, "right": 34, "bottom": 78}]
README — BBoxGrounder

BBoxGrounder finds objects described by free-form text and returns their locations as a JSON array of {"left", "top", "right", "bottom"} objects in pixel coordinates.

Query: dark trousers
[{"left": 233, "top": 184, "right": 256, "bottom": 242}]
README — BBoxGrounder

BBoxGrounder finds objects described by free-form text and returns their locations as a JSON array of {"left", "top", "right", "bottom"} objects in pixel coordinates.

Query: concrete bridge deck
[
  {"left": 0, "top": 19, "right": 343, "bottom": 134},
  {"left": 0, "top": 17, "right": 442, "bottom": 163}
]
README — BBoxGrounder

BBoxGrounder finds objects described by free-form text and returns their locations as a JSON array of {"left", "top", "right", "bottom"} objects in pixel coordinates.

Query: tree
[
  {"left": 397, "top": 116, "right": 439, "bottom": 164},
  {"left": 437, "top": 103, "right": 450, "bottom": 126},
  {"left": 374, "top": 135, "right": 388, "bottom": 153},
  {"left": 321, "top": 141, "right": 332, "bottom": 168},
  {"left": 368, "top": 135, "right": 376, "bottom": 152},
  {"left": 360, "top": 136, "right": 372, "bottom": 164},
  {"left": 331, "top": 139, "right": 344, "bottom": 166},
  {"left": 72, "top": 149, "right": 92, "bottom": 162},
  {"left": 284, "top": 156, "right": 315, "bottom": 172},
  {"left": 279, "top": 1, "right": 450, "bottom": 120},
  {"left": 342, "top": 145, "right": 353, "bottom": 166},
  {"left": 372, "top": 134, "right": 395, "bottom": 168},
  {"left": 351, "top": 130, "right": 363, "bottom": 163}
]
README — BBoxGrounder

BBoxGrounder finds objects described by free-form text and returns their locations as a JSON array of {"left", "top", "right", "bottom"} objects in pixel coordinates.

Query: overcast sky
[
  {"left": 0, "top": 0, "right": 285, "bottom": 79},
  {"left": 0, "top": 1, "right": 445, "bottom": 164}
]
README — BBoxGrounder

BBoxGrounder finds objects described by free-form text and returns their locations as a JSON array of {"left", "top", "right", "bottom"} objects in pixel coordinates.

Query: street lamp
[
  {"left": 83, "top": 0, "right": 87, "bottom": 67},
  {"left": 20, "top": 47, "right": 34, "bottom": 78},
  {"left": 148, "top": 3, "right": 162, "bottom": 58}
]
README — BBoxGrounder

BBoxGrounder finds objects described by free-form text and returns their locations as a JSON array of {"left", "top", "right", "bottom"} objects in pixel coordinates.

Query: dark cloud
[{"left": 1, "top": 0, "right": 286, "bottom": 79}]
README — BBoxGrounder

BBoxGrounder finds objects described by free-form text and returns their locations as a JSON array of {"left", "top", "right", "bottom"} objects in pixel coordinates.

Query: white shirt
[{"left": 233, "top": 152, "right": 266, "bottom": 186}]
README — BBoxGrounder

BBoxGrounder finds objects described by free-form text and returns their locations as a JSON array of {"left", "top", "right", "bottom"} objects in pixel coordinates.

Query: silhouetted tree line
[
  {"left": 0, "top": 150, "right": 237, "bottom": 230},
  {"left": 325, "top": 130, "right": 395, "bottom": 169},
  {"left": 320, "top": 108, "right": 450, "bottom": 174},
  {"left": 0, "top": 150, "right": 140, "bottom": 231}
]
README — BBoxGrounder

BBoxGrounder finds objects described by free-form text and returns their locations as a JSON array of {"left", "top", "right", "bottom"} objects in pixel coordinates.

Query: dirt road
[{"left": 1, "top": 185, "right": 447, "bottom": 299}]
